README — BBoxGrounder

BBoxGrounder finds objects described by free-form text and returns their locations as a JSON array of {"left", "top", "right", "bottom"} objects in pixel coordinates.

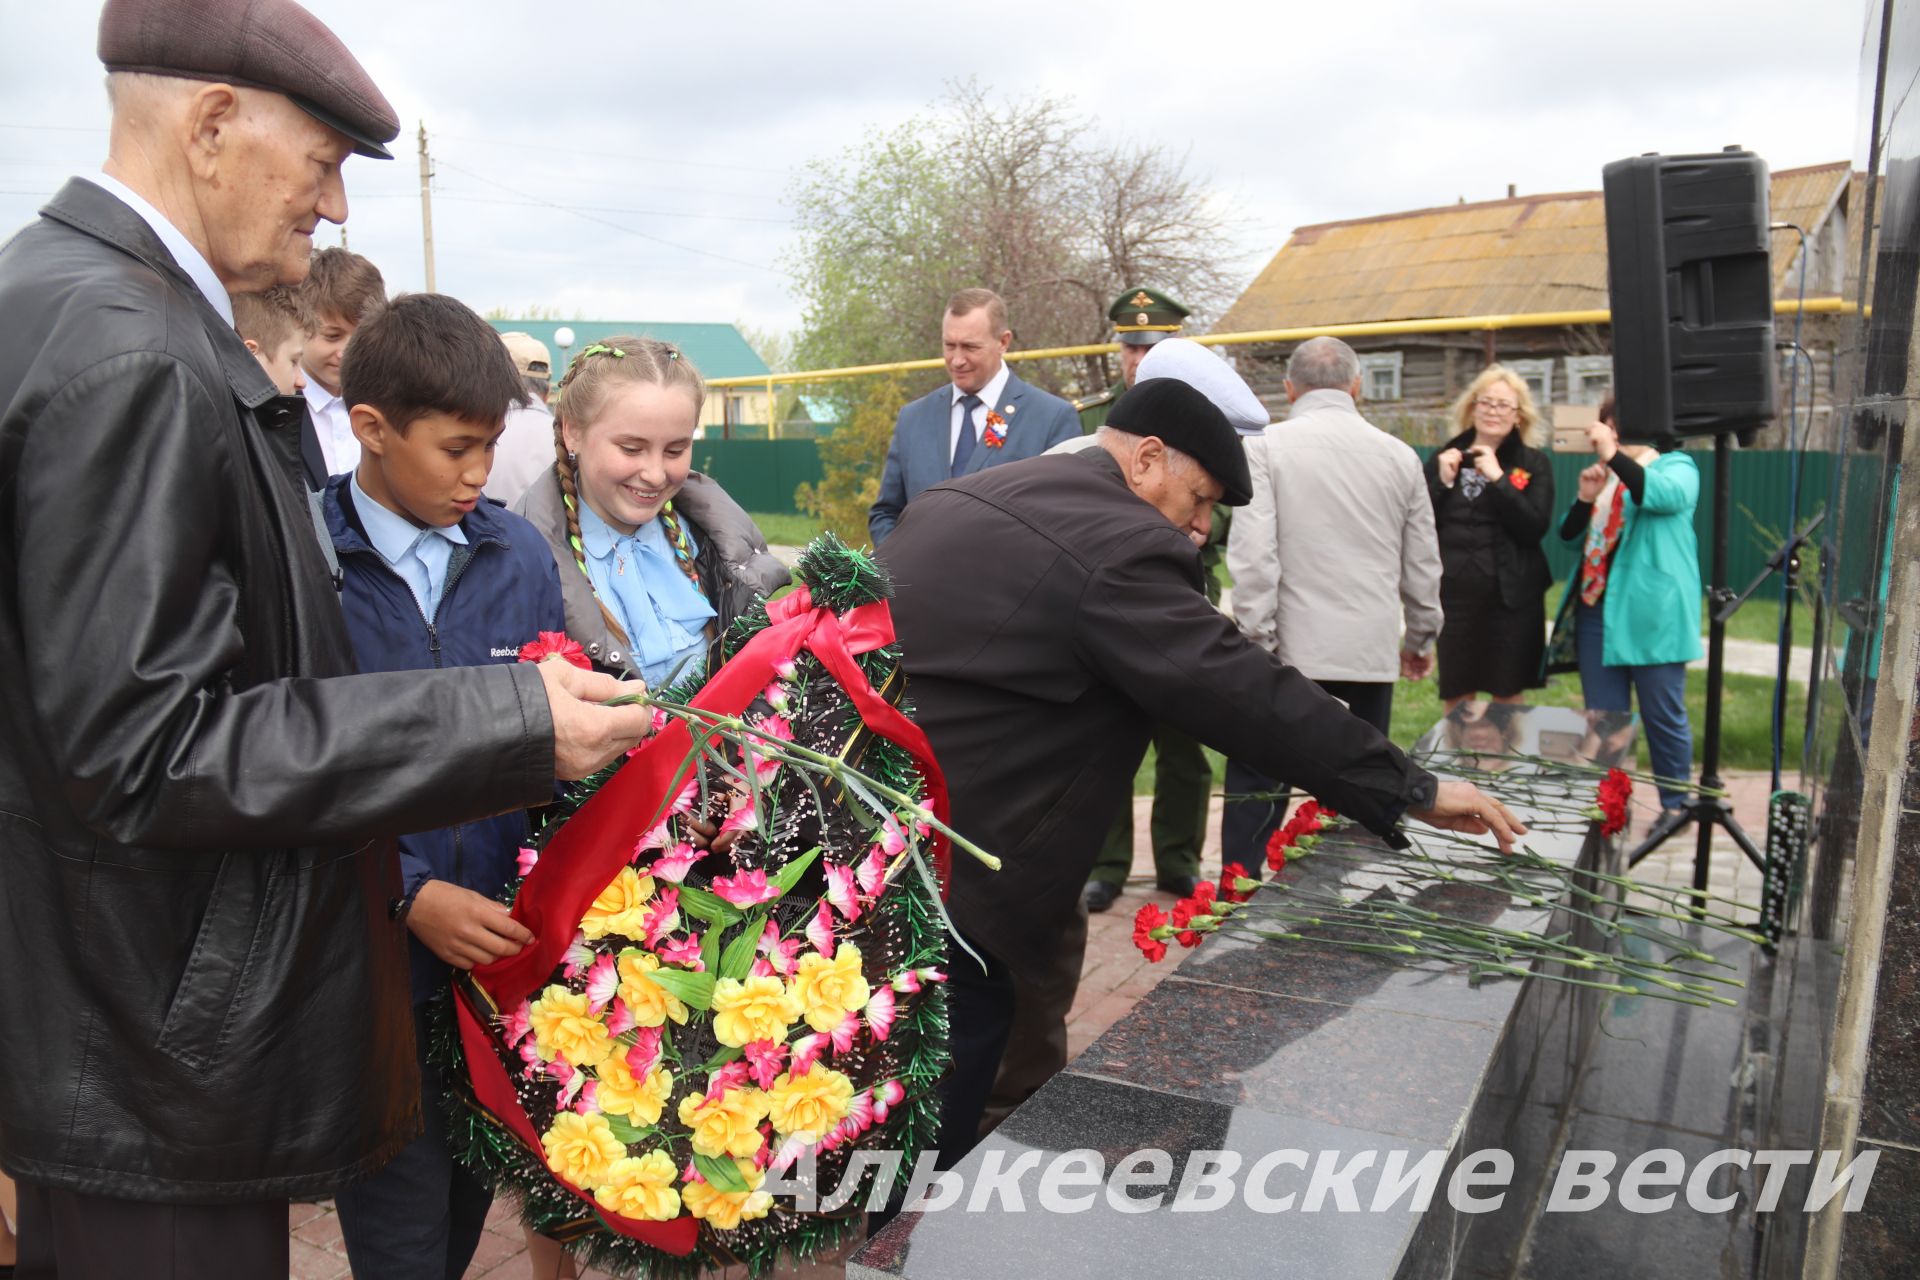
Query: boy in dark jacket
[{"left": 322, "top": 292, "right": 564, "bottom": 1278}]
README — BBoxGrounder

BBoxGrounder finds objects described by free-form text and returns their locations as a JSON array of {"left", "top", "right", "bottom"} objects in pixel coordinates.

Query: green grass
[
  {"left": 748, "top": 512, "right": 827, "bottom": 547},
  {"left": 1133, "top": 668, "right": 1806, "bottom": 794}
]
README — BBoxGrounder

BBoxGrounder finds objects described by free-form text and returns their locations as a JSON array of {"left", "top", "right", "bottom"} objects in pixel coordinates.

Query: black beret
[
  {"left": 99, "top": 0, "right": 400, "bottom": 160},
  {"left": 1107, "top": 377, "right": 1253, "bottom": 506}
]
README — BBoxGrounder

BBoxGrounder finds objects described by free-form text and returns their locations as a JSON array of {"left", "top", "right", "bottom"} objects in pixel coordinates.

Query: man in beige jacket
[{"left": 1222, "top": 336, "right": 1444, "bottom": 868}]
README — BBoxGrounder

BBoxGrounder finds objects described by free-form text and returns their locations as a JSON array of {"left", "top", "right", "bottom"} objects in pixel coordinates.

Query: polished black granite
[
  {"left": 849, "top": 1072, "right": 1452, "bottom": 1280},
  {"left": 851, "top": 706, "right": 1632, "bottom": 1279}
]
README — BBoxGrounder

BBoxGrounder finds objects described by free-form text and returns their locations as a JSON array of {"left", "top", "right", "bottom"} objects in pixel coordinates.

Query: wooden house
[{"left": 1215, "top": 162, "right": 1858, "bottom": 448}]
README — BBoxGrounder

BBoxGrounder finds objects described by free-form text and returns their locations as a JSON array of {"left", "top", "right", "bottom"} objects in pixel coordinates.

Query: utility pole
[{"left": 417, "top": 121, "right": 436, "bottom": 292}]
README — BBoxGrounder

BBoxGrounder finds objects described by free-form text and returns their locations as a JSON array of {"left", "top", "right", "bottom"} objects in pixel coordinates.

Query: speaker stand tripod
[{"left": 1627, "top": 432, "right": 1765, "bottom": 894}]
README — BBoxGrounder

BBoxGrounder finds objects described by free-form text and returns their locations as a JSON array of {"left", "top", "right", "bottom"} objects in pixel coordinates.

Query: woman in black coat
[{"left": 1424, "top": 365, "right": 1557, "bottom": 710}]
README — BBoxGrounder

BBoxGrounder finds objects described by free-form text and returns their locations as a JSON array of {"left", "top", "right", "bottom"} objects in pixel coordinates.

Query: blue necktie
[{"left": 951, "top": 393, "right": 983, "bottom": 477}]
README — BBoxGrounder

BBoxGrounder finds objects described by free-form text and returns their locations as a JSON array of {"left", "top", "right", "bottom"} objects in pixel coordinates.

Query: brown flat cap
[{"left": 99, "top": 0, "right": 400, "bottom": 160}]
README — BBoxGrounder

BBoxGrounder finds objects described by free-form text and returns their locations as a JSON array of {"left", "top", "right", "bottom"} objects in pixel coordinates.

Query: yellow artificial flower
[
  {"left": 711, "top": 974, "right": 801, "bottom": 1048},
  {"left": 596, "top": 1057, "right": 673, "bottom": 1126},
  {"left": 529, "top": 985, "right": 614, "bottom": 1068},
  {"left": 582, "top": 866, "right": 657, "bottom": 941},
  {"left": 677, "top": 1086, "right": 769, "bottom": 1160},
  {"left": 766, "top": 1066, "right": 853, "bottom": 1139},
  {"left": 792, "top": 944, "right": 872, "bottom": 1033},
  {"left": 682, "top": 1158, "right": 773, "bottom": 1231},
  {"left": 617, "top": 951, "right": 690, "bottom": 1028},
  {"left": 541, "top": 1111, "right": 624, "bottom": 1190},
  {"left": 593, "top": 1151, "right": 682, "bottom": 1222}
]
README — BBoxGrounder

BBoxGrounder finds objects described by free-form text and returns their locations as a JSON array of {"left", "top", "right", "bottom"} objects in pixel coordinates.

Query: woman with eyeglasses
[{"left": 1423, "top": 365, "right": 1556, "bottom": 711}]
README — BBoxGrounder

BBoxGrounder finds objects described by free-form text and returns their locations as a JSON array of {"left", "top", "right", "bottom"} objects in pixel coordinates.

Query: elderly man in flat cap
[
  {"left": 878, "top": 378, "right": 1524, "bottom": 1171},
  {"left": 0, "top": 2, "right": 651, "bottom": 1275}
]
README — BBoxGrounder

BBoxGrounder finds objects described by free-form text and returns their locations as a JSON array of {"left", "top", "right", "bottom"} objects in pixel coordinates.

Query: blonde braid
[{"left": 550, "top": 393, "right": 631, "bottom": 648}]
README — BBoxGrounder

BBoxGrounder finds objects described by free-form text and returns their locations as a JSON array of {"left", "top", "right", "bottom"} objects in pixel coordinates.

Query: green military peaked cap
[{"left": 1109, "top": 286, "right": 1191, "bottom": 346}]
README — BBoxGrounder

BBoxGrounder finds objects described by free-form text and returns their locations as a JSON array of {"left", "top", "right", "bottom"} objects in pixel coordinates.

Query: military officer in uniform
[{"left": 1075, "top": 289, "right": 1227, "bottom": 912}]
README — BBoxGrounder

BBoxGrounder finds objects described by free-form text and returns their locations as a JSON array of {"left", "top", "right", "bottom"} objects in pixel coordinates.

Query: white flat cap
[{"left": 1136, "top": 338, "right": 1271, "bottom": 436}]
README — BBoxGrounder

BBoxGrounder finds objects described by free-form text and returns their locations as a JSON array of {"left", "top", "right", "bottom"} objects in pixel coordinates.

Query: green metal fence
[{"left": 694, "top": 437, "right": 1834, "bottom": 588}]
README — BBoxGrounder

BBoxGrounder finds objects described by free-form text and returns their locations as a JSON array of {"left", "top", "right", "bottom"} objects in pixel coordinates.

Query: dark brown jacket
[
  {"left": 880, "top": 449, "right": 1435, "bottom": 987},
  {"left": 0, "top": 179, "right": 557, "bottom": 1201}
]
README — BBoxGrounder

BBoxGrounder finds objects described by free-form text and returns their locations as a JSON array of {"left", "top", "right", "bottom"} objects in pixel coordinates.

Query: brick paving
[{"left": 285, "top": 769, "right": 1779, "bottom": 1277}]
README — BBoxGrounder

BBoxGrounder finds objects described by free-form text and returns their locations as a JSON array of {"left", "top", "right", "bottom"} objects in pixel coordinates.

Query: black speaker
[{"left": 1602, "top": 149, "right": 1777, "bottom": 443}]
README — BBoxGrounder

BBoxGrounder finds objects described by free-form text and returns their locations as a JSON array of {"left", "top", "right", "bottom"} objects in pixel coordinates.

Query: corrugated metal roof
[
  {"left": 485, "top": 320, "right": 770, "bottom": 380},
  {"left": 1220, "top": 162, "right": 1853, "bottom": 331}
]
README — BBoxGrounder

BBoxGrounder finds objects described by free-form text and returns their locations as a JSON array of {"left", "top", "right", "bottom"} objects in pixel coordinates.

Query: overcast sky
[{"left": 0, "top": 1, "right": 1870, "bottom": 346}]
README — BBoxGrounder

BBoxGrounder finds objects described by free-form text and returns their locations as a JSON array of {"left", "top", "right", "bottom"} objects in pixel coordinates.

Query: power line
[{"left": 432, "top": 159, "right": 778, "bottom": 273}]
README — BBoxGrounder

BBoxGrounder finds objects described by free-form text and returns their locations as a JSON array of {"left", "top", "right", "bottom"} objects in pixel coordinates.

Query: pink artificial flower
[
  {"left": 626, "top": 1026, "right": 663, "bottom": 1078},
  {"left": 743, "top": 1039, "right": 788, "bottom": 1090},
  {"left": 772, "top": 658, "right": 798, "bottom": 682},
  {"left": 643, "top": 888, "right": 681, "bottom": 945},
  {"left": 856, "top": 847, "right": 888, "bottom": 897},
  {"left": 757, "top": 919, "right": 802, "bottom": 978},
  {"left": 762, "top": 682, "right": 792, "bottom": 714},
  {"left": 572, "top": 1079, "right": 600, "bottom": 1116},
  {"left": 750, "top": 957, "right": 775, "bottom": 977},
  {"left": 547, "top": 1058, "right": 575, "bottom": 1084},
  {"left": 916, "top": 966, "right": 947, "bottom": 985},
  {"left": 843, "top": 1088, "right": 876, "bottom": 1135},
  {"left": 711, "top": 868, "right": 778, "bottom": 908},
  {"left": 562, "top": 931, "right": 595, "bottom": 980},
  {"left": 865, "top": 986, "right": 896, "bottom": 1042},
  {"left": 706, "top": 1060, "right": 751, "bottom": 1100},
  {"left": 682, "top": 1159, "right": 703, "bottom": 1184},
  {"left": 806, "top": 903, "right": 835, "bottom": 957},
  {"left": 517, "top": 1037, "right": 542, "bottom": 1078},
  {"left": 666, "top": 777, "right": 700, "bottom": 817},
  {"left": 585, "top": 954, "right": 619, "bottom": 1012},
  {"left": 872, "top": 815, "right": 908, "bottom": 859},
  {"left": 516, "top": 846, "right": 540, "bottom": 877},
  {"left": 891, "top": 970, "right": 920, "bottom": 995},
  {"left": 757, "top": 714, "right": 795, "bottom": 745},
  {"left": 719, "top": 803, "right": 761, "bottom": 837},
  {"left": 754, "top": 1124, "right": 776, "bottom": 1170},
  {"left": 650, "top": 841, "right": 701, "bottom": 883},
  {"left": 633, "top": 821, "right": 671, "bottom": 854},
  {"left": 770, "top": 1131, "right": 814, "bottom": 1174},
  {"left": 651, "top": 707, "right": 671, "bottom": 736},
  {"left": 557, "top": 1068, "right": 585, "bottom": 1110},
  {"left": 657, "top": 932, "right": 704, "bottom": 970},
  {"left": 829, "top": 1010, "right": 860, "bottom": 1054},
  {"left": 910, "top": 801, "right": 934, "bottom": 839},
  {"left": 824, "top": 862, "right": 862, "bottom": 922},
  {"left": 606, "top": 997, "right": 637, "bottom": 1037},
  {"left": 872, "top": 1079, "right": 906, "bottom": 1122},
  {"left": 789, "top": 1033, "right": 827, "bottom": 1077},
  {"left": 502, "top": 999, "right": 533, "bottom": 1048}
]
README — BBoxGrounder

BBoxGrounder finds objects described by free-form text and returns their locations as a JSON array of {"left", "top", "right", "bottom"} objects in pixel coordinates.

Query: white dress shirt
[
  {"left": 85, "top": 172, "right": 233, "bottom": 326},
  {"left": 304, "top": 379, "right": 359, "bottom": 478},
  {"left": 948, "top": 361, "right": 1013, "bottom": 459}
]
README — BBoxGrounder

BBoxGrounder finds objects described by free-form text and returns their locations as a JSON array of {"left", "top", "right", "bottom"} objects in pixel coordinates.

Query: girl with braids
[{"left": 514, "top": 336, "right": 789, "bottom": 687}]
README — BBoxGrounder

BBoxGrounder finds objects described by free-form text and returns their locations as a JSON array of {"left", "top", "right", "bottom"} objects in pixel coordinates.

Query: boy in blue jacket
[{"left": 323, "top": 292, "right": 565, "bottom": 1278}]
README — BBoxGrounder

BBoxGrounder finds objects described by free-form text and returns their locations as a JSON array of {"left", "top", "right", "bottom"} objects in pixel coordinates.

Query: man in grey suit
[{"left": 868, "top": 288, "right": 1080, "bottom": 544}]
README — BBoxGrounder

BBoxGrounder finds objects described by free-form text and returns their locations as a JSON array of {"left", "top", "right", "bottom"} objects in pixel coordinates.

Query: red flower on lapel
[
  {"left": 1509, "top": 468, "right": 1532, "bottom": 491},
  {"left": 981, "top": 410, "right": 1009, "bottom": 448}
]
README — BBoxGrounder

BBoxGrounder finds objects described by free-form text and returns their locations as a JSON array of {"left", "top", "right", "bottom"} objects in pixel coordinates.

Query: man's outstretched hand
[
  {"left": 1406, "top": 779, "right": 1528, "bottom": 854},
  {"left": 538, "top": 659, "right": 656, "bottom": 780}
]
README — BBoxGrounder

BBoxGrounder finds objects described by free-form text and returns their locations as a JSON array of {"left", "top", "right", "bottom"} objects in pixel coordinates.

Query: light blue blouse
[{"left": 576, "top": 500, "right": 715, "bottom": 687}]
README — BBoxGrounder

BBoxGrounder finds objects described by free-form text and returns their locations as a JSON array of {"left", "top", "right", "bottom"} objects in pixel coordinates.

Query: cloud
[{"left": 0, "top": 0, "right": 1861, "bottom": 341}]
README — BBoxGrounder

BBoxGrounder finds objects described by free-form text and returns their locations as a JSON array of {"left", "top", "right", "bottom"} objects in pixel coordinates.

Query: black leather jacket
[{"left": 0, "top": 179, "right": 559, "bottom": 1202}]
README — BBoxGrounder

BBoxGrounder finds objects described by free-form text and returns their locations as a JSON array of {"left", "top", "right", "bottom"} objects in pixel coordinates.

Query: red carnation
[
  {"left": 1132, "top": 903, "right": 1169, "bottom": 963},
  {"left": 1219, "top": 862, "right": 1254, "bottom": 903},
  {"left": 1596, "top": 768, "right": 1633, "bottom": 836},
  {"left": 1265, "top": 827, "right": 1291, "bottom": 873},
  {"left": 1169, "top": 898, "right": 1205, "bottom": 948},
  {"left": 1284, "top": 800, "right": 1325, "bottom": 840},
  {"left": 518, "top": 630, "right": 591, "bottom": 670}
]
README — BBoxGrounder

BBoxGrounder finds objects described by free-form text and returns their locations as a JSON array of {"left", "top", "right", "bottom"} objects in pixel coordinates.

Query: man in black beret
[
  {"left": 878, "top": 378, "right": 1526, "bottom": 1169},
  {"left": 0, "top": 3, "right": 653, "bottom": 1274}
]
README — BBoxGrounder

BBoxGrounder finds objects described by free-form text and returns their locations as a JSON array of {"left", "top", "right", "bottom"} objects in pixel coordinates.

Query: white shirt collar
[
  {"left": 952, "top": 361, "right": 1013, "bottom": 414},
  {"left": 86, "top": 172, "right": 233, "bottom": 326},
  {"left": 349, "top": 470, "right": 468, "bottom": 564},
  {"left": 304, "top": 378, "right": 344, "bottom": 415}
]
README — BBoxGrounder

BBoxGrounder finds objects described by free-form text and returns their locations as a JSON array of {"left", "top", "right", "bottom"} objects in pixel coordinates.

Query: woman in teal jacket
[{"left": 1559, "top": 395, "right": 1701, "bottom": 812}]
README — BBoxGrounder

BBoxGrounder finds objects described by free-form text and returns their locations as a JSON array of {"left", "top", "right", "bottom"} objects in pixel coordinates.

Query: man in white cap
[
  {"left": 486, "top": 330, "right": 557, "bottom": 504},
  {"left": 1222, "top": 335, "right": 1445, "bottom": 871}
]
